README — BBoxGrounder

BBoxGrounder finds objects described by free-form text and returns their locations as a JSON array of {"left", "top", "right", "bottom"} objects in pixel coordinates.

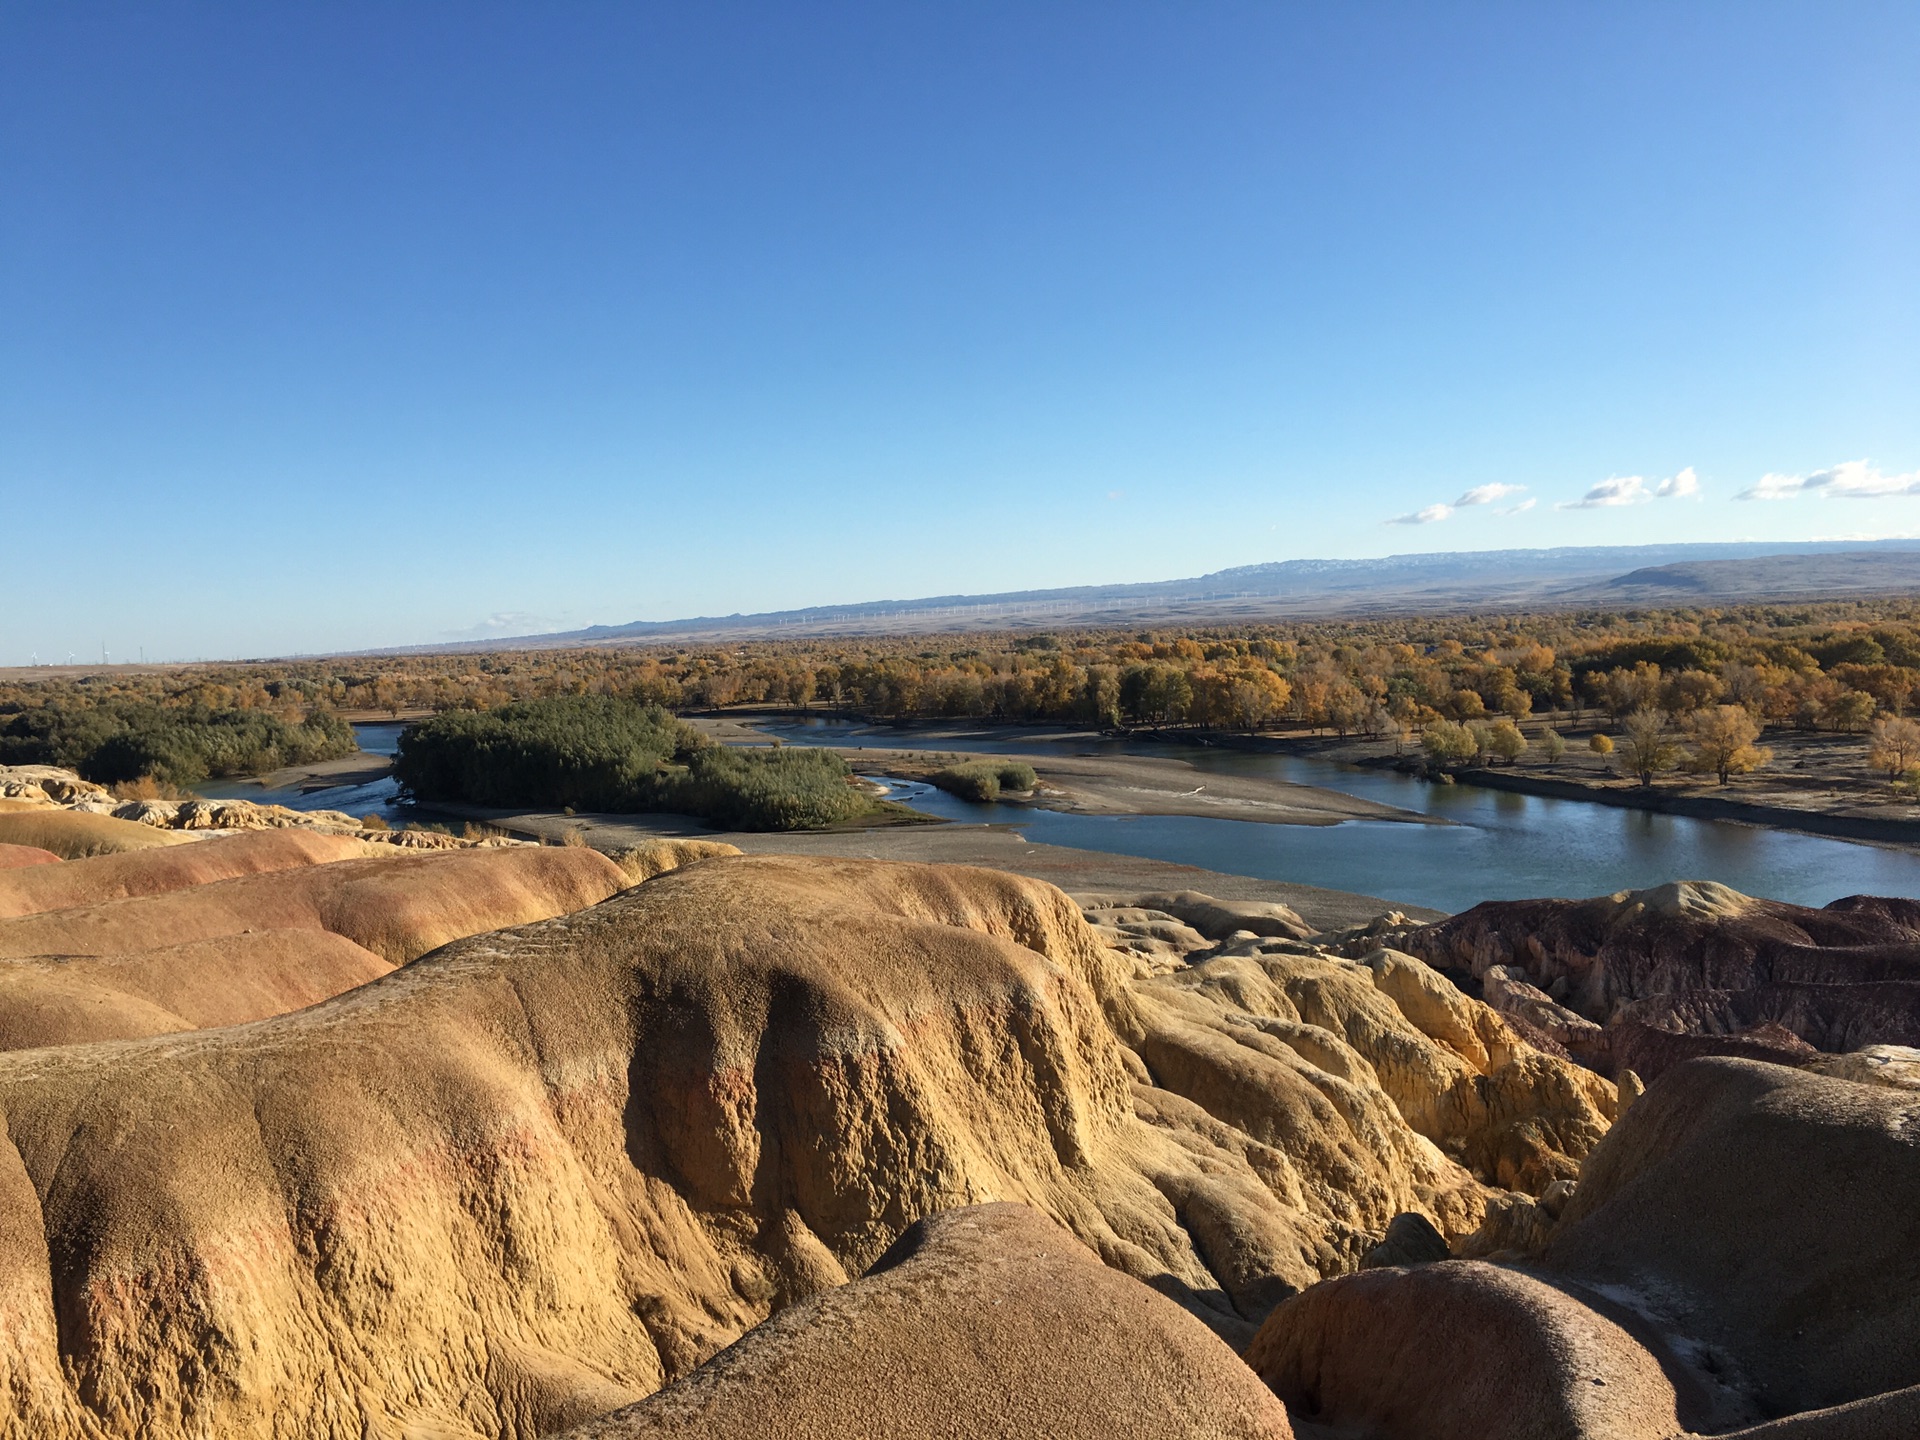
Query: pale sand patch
[{"left": 838, "top": 746, "right": 1435, "bottom": 826}]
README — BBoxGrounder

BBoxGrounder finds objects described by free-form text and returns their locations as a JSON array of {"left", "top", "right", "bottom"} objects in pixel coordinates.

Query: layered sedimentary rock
[
  {"left": 562, "top": 1203, "right": 1295, "bottom": 1440},
  {"left": 0, "top": 808, "right": 192, "bottom": 858},
  {"left": 0, "top": 845, "right": 59, "bottom": 871},
  {"left": 605, "top": 839, "right": 743, "bottom": 884},
  {"left": 0, "top": 828, "right": 381, "bottom": 919},
  {"left": 0, "top": 855, "right": 1605, "bottom": 1439},
  {"left": 0, "top": 843, "right": 628, "bottom": 965},
  {"left": 0, "top": 930, "right": 395, "bottom": 1049},
  {"left": 1403, "top": 880, "right": 1920, "bottom": 1073},
  {"left": 1246, "top": 1056, "right": 1920, "bottom": 1438},
  {"left": 0, "top": 840, "right": 637, "bottom": 1050}
]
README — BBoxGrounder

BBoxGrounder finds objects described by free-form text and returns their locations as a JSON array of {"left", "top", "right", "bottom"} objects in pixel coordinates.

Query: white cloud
[
  {"left": 1386, "top": 503, "right": 1453, "bottom": 526},
  {"left": 1558, "top": 476, "right": 1650, "bottom": 510},
  {"left": 1559, "top": 467, "right": 1701, "bottom": 510},
  {"left": 1737, "top": 459, "right": 1920, "bottom": 501},
  {"left": 1454, "top": 482, "right": 1527, "bottom": 507},
  {"left": 1656, "top": 466, "right": 1701, "bottom": 498},
  {"left": 441, "top": 611, "right": 561, "bottom": 640},
  {"left": 1498, "top": 497, "right": 1536, "bottom": 515}
]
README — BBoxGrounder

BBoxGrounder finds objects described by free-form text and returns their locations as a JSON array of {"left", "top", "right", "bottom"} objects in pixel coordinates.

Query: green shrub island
[
  {"left": 393, "top": 695, "right": 889, "bottom": 831},
  {"left": 927, "top": 759, "right": 1039, "bottom": 802},
  {"left": 0, "top": 701, "right": 357, "bottom": 787}
]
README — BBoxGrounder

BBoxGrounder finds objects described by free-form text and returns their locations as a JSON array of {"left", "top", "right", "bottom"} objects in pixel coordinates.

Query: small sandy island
[
  {"left": 837, "top": 746, "right": 1434, "bottom": 827},
  {"left": 228, "top": 752, "right": 398, "bottom": 795},
  {"left": 676, "top": 717, "right": 1433, "bottom": 827}
]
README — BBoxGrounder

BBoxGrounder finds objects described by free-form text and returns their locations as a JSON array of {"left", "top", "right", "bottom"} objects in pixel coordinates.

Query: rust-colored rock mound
[
  {"left": 1402, "top": 880, "right": 1920, "bottom": 1075},
  {"left": 0, "top": 930, "right": 393, "bottom": 1049},
  {"left": 0, "top": 856, "right": 1603, "bottom": 1439},
  {"left": 1246, "top": 1260, "right": 1680, "bottom": 1440},
  {"left": 0, "top": 809, "right": 191, "bottom": 859},
  {"left": 0, "top": 845, "right": 59, "bottom": 871},
  {"left": 0, "top": 843, "right": 628, "bottom": 965},
  {"left": 0, "top": 829, "right": 380, "bottom": 919},
  {"left": 1244, "top": 1057, "right": 1920, "bottom": 1438},
  {"left": 561, "top": 1203, "right": 1294, "bottom": 1440}
]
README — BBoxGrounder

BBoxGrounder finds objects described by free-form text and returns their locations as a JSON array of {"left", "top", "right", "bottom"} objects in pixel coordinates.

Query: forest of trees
[
  {"left": 11, "top": 597, "right": 1920, "bottom": 789},
  {"left": 392, "top": 695, "right": 888, "bottom": 829},
  {"left": 0, "top": 700, "right": 355, "bottom": 788}
]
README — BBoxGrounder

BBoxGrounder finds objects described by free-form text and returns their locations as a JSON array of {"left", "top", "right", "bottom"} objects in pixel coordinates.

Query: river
[
  {"left": 758, "top": 717, "right": 1920, "bottom": 913},
  {"left": 198, "top": 718, "right": 1920, "bottom": 914},
  {"left": 192, "top": 723, "right": 411, "bottom": 826}
]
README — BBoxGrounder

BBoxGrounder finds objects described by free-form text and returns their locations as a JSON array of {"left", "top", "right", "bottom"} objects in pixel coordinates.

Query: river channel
[
  {"left": 758, "top": 717, "right": 1920, "bottom": 913},
  {"left": 202, "top": 719, "right": 1920, "bottom": 914}
]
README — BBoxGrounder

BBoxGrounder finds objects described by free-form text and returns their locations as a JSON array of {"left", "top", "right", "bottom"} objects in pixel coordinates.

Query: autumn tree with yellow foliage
[{"left": 1684, "top": 705, "right": 1772, "bottom": 786}]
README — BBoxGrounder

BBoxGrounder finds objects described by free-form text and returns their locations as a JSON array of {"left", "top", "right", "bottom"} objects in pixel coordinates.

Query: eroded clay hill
[
  {"left": 1247, "top": 1056, "right": 1920, "bottom": 1439},
  {"left": 0, "top": 854, "right": 1608, "bottom": 1439},
  {"left": 564, "top": 1203, "right": 1296, "bottom": 1440},
  {"left": 0, "top": 835, "right": 650, "bottom": 1051},
  {"left": 1401, "top": 880, "right": 1920, "bottom": 1077},
  {"left": 0, "top": 827, "right": 380, "bottom": 918}
]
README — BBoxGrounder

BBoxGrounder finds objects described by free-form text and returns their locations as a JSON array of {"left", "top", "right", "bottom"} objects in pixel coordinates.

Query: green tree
[{"left": 1421, "top": 719, "right": 1479, "bottom": 770}]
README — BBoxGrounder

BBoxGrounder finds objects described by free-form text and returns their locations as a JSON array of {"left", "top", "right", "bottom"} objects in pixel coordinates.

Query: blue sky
[{"left": 3, "top": 3, "right": 1916, "bottom": 660}]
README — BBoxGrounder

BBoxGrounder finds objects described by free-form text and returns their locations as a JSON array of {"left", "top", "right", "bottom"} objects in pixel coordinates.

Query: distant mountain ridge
[
  {"left": 1606, "top": 548, "right": 1920, "bottom": 598},
  {"left": 386, "top": 538, "right": 1920, "bottom": 653}
]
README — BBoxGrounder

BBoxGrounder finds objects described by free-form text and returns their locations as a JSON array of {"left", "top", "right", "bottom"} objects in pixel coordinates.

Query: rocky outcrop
[
  {"left": 559, "top": 1203, "right": 1295, "bottom": 1440},
  {"left": 0, "top": 767, "right": 109, "bottom": 805},
  {"left": 605, "top": 839, "right": 743, "bottom": 883},
  {"left": 0, "top": 855, "right": 1607, "bottom": 1438},
  {"left": 1803, "top": 1042, "right": 1920, "bottom": 1090},
  {"left": 0, "top": 765, "right": 523, "bottom": 851},
  {"left": 1402, "top": 880, "right": 1920, "bottom": 1073},
  {"left": 1247, "top": 1260, "right": 1683, "bottom": 1440},
  {"left": 1244, "top": 1057, "right": 1920, "bottom": 1437},
  {"left": 1547, "top": 1058, "right": 1920, "bottom": 1421}
]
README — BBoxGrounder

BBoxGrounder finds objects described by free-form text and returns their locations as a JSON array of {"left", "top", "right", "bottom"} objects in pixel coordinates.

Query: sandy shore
[
  {"left": 683, "top": 716, "right": 1432, "bottom": 826},
  {"left": 224, "top": 751, "right": 397, "bottom": 794},
  {"left": 834, "top": 746, "right": 1432, "bottom": 827},
  {"left": 420, "top": 802, "right": 1440, "bottom": 929}
]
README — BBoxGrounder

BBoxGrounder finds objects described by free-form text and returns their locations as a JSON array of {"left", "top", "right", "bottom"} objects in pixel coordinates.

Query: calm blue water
[
  {"left": 763, "top": 717, "right": 1920, "bottom": 913},
  {"left": 194, "top": 723, "right": 408, "bottom": 824},
  {"left": 196, "top": 717, "right": 1920, "bottom": 912}
]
